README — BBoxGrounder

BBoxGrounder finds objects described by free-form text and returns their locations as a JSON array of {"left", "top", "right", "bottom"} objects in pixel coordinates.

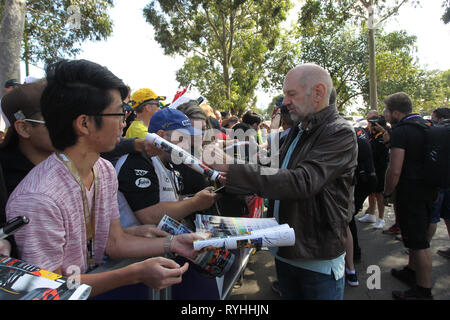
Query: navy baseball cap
[{"left": 148, "top": 108, "right": 202, "bottom": 136}]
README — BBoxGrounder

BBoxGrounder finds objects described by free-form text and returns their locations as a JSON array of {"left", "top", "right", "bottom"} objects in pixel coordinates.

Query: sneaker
[
  {"left": 374, "top": 219, "right": 385, "bottom": 229},
  {"left": 271, "top": 280, "right": 282, "bottom": 297},
  {"left": 382, "top": 224, "right": 401, "bottom": 235},
  {"left": 437, "top": 248, "right": 450, "bottom": 259},
  {"left": 392, "top": 288, "right": 433, "bottom": 300},
  {"left": 391, "top": 266, "right": 415, "bottom": 287},
  {"left": 346, "top": 272, "right": 359, "bottom": 287},
  {"left": 358, "top": 213, "right": 376, "bottom": 223}
]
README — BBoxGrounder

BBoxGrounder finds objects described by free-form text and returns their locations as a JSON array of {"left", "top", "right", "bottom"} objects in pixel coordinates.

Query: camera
[{"left": 368, "top": 116, "right": 386, "bottom": 127}]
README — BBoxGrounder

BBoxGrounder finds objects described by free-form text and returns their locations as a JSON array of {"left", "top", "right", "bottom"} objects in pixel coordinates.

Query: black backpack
[{"left": 396, "top": 115, "right": 450, "bottom": 188}]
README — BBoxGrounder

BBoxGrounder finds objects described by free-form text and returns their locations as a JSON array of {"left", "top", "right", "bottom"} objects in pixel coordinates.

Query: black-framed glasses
[{"left": 87, "top": 111, "right": 127, "bottom": 122}]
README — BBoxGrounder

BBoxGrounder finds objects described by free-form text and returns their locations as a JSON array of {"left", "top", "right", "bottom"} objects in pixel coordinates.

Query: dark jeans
[
  {"left": 275, "top": 258, "right": 345, "bottom": 300},
  {"left": 348, "top": 181, "right": 373, "bottom": 257}
]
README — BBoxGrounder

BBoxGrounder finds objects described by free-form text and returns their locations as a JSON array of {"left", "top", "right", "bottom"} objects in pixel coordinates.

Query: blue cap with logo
[{"left": 148, "top": 108, "right": 202, "bottom": 136}]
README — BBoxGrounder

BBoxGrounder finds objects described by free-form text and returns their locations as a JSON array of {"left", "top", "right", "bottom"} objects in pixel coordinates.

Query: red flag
[{"left": 172, "top": 88, "right": 187, "bottom": 103}]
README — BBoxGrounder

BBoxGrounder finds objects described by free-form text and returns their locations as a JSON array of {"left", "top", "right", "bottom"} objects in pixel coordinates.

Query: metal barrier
[{"left": 89, "top": 249, "right": 253, "bottom": 300}]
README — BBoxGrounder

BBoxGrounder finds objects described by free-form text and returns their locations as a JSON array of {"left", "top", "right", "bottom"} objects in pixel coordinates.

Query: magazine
[
  {"left": 193, "top": 214, "right": 295, "bottom": 250},
  {"left": 0, "top": 255, "right": 92, "bottom": 300},
  {"left": 195, "top": 214, "right": 280, "bottom": 236},
  {"left": 157, "top": 215, "right": 235, "bottom": 278}
]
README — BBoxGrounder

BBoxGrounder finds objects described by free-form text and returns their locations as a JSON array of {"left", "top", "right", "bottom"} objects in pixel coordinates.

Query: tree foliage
[
  {"left": 0, "top": 0, "right": 114, "bottom": 72},
  {"left": 143, "top": 0, "right": 291, "bottom": 115},
  {"left": 442, "top": 0, "right": 450, "bottom": 24},
  {"left": 265, "top": 0, "right": 443, "bottom": 116}
]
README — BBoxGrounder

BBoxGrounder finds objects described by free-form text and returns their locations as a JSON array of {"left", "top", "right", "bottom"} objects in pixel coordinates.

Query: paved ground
[{"left": 229, "top": 201, "right": 450, "bottom": 300}]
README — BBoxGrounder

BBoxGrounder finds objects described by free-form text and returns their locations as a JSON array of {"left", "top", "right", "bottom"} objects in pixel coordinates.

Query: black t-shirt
[
  {"left": 390, "top": 115, "right": 427, "bottom": 182},
  {"left": 117, "top": 153, "right": 161, "bottom": 212},
  {"left": 0, "top": 145, "right": 35, "bottom": 197},
  {"left": 370, "top": 131, "right": 389, "bottom": 172}
]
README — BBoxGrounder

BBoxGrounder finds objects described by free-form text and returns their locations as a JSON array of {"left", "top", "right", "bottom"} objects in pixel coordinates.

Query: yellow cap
[{"left": 130, "top": 88, "right": 166, "bottom": 109}]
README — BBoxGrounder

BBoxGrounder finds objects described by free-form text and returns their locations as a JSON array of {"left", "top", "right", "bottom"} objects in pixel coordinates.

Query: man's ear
[
  {"left": 392, "top": 110, "right": 400, "bottom": 121},
  {"left": 156, "top": 129, "right": 165, "bottom": 138},
  {"left": 14, "top": 120, "right": 32, "bottom": 139},
  {"left": 312, "top": 82, "right": 327, "bottom": 104},
  {"left": 73, "top": 114, "right": 91, "bottom": 137}
]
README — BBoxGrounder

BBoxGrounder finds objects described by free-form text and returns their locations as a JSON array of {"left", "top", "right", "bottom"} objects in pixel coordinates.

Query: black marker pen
[{"left": 0, "top": 216, "right": 29, "bottom": 240}]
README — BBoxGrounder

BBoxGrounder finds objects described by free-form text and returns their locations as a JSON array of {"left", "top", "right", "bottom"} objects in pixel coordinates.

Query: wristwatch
[
  {"left": 164, "top": 235, "right": 175, "bottom": 257},
  {"left": 383, "top": 192, "right": 392, "bottom": 198}
]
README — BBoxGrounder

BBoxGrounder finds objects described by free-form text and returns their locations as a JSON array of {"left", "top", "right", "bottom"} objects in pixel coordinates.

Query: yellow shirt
[{"left": 125, "top": 120, "right": 148, "bottom": 139}]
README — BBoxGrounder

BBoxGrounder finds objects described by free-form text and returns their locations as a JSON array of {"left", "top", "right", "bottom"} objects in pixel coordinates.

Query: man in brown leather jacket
[{"left": 204, "top": 63, "right": 357, "bottom": 299}]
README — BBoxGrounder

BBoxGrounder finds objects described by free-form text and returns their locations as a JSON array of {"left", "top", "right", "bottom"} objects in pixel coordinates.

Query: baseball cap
[
  {"left": 130, "top": 88, "right": 166, "bottom": 109},
  {"left": 0, "top": 80, "right": 46, "bottom": 147},
  {"left": 148, "top": 108, "right": 202, "bottom": 136},
  {"left": 4, "top": 79, "right": 20, "bottom": 88}
]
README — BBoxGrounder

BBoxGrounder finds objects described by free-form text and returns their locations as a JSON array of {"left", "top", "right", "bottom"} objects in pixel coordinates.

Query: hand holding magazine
[
  {"left": 156, "top": 215, "right": 235, "bottom": 278},
  {"left": 193, "top": 214, "right": 295, "bottom": 250}
]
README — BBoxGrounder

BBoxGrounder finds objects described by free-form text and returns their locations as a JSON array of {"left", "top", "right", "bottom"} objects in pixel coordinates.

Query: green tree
[
  {"left": 265, "top": 0, "right": 368, "bottom": 111},
  {"left": 443, "top": 0, "right": 450, "bottom": 23},
  {"left": 336, "top": 0, "right": 418, "bottom": 110},
  {"left": 143, "top": 0, "right": 291, "bottom": 116},
  {"left": 266, "top": 0, "right": 434, "bottom": 116},
  {"left": 0, "top": 0, "right": 114, "bottom": 79}
]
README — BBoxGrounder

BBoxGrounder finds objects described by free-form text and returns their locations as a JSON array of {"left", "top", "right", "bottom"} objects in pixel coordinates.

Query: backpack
[{"left": 396, "top": 115, "right": 450, "bottom": 188}]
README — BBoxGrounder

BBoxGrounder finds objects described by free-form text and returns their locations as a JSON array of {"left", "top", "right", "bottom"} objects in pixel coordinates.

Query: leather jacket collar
[{"left": 301, "top": 104, "right": 338, "bottom": 133}]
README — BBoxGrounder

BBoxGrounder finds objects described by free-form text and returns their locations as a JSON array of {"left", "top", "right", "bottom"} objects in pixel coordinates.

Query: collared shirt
[{"left": 270, "top": 123, "right": 345, "bottom": 280}]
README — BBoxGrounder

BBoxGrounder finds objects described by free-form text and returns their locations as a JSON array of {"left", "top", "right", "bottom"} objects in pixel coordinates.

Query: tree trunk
[
  {"left": 0, "top": 0, "right": 26, "bottom": 97},
  {"left": 367, "top": 0, "right": 378, "bottom": 111},
  {"left": 368, "top": 27, "right": 378, "bottom": 111}
]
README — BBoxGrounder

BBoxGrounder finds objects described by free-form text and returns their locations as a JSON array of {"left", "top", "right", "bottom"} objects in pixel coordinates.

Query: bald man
[{"left": 204, "top": 63, "right": 357, "bottom": 299}]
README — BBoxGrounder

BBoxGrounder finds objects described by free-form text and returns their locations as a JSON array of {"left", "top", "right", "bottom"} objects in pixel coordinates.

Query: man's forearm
[
  {"left": 384, "top": 166, "right": 400, "bottom": 195},
  {"left": 106, "top": 231, "right": 165, "bottom": 260},
  {"left": 134, "top": 199, "right": 200, "bottom": 225}
]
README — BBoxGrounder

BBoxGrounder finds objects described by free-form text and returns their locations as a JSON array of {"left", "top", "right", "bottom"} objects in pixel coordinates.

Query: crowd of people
[{"left": 0, "top": 59, "right": 448, "bottom": 301}]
